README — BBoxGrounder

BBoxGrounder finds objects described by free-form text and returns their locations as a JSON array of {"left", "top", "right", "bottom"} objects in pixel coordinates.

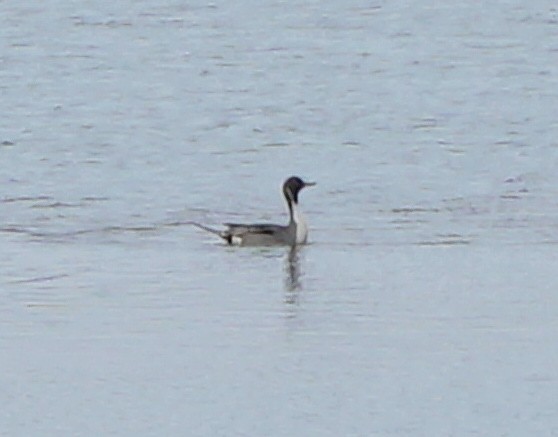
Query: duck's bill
[{"left": 304, "top": 181, "right": 317, "bottom": 187}]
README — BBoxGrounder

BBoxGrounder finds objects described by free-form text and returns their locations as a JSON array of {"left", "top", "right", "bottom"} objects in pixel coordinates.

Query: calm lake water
[{"left": 2, "top": 1, "right": 558, "bottom": 435}]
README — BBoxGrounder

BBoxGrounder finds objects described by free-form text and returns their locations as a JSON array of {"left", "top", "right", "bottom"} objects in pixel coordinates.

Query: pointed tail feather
[{"left": 187, "top": 221, "right": 227, "bottom": 239}]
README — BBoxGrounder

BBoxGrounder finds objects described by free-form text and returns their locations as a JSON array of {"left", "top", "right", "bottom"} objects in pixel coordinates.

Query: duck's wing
[
  {"left": 189, "top": 221, "right": 290, "bottom": 246},
  {"left": 223, "top": 223, "right": 291, "bottom": 246},
  {"left": 223, "top": 223, "right": 281, "bottom": 235}
]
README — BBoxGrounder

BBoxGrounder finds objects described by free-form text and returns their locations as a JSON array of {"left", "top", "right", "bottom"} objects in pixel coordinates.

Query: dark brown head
[{"left": 282, "top": 176, "right": 316, "bottom": 204}]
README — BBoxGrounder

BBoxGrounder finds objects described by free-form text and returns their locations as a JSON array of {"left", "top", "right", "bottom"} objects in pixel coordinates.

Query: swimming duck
[{"left": 190, "top": 176, "right": 315, "bottom": 246}]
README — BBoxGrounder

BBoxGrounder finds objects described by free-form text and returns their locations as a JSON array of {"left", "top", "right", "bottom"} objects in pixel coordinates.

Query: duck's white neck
[{"left": 290, "top": 201, "right": 308, "bottom": 244}]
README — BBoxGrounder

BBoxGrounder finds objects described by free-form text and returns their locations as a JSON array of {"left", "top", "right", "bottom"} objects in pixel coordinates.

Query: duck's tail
[{"left": 187, "top": 221, "right": 226, "bottom": 239}]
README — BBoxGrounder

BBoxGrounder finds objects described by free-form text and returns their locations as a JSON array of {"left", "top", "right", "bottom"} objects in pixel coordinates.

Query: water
[{"left": 2, "top": 1, "right": 558, "bottom": 435}]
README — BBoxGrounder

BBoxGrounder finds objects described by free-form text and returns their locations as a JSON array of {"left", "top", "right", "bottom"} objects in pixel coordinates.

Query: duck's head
[{"left": 283, "top": 176, "right": 316, "bottom": 204}]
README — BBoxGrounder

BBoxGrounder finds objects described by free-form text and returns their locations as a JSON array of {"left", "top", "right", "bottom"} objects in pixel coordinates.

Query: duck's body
[
  {"left": 191, "top": 176, "right": 314, "bottom": 247},
  {"left": 223, "top": 222, "right": 296, "bottom": 246}
]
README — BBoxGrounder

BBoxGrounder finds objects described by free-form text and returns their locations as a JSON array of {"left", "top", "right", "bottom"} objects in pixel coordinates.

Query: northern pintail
[{"left": 190, "top": 176, "right": 315, "bottom": 246}]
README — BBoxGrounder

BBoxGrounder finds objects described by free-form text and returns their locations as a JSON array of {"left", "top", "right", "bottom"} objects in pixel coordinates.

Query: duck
[{"left": 190, "top": 176, "right": 315, "bottom": 246}]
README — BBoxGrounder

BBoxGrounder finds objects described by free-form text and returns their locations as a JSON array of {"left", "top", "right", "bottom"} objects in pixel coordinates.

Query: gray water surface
[{"left": 2, "top": 1, "right": 558, "bottom": 436}]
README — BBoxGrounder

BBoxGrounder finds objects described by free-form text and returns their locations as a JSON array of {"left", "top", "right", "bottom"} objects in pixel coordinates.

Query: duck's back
[{"left": 223, "top": 223, "right": 295, "bottom": 246}]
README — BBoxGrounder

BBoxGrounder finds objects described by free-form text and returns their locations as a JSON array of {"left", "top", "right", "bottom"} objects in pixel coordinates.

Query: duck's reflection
[{"left": 284, "top": 246, "right": 302, "bottom": 303}]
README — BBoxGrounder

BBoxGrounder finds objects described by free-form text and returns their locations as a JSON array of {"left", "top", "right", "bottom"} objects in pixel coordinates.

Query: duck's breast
[{"left": 292, "top": 203, "right": 309, "bottom": 244}]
